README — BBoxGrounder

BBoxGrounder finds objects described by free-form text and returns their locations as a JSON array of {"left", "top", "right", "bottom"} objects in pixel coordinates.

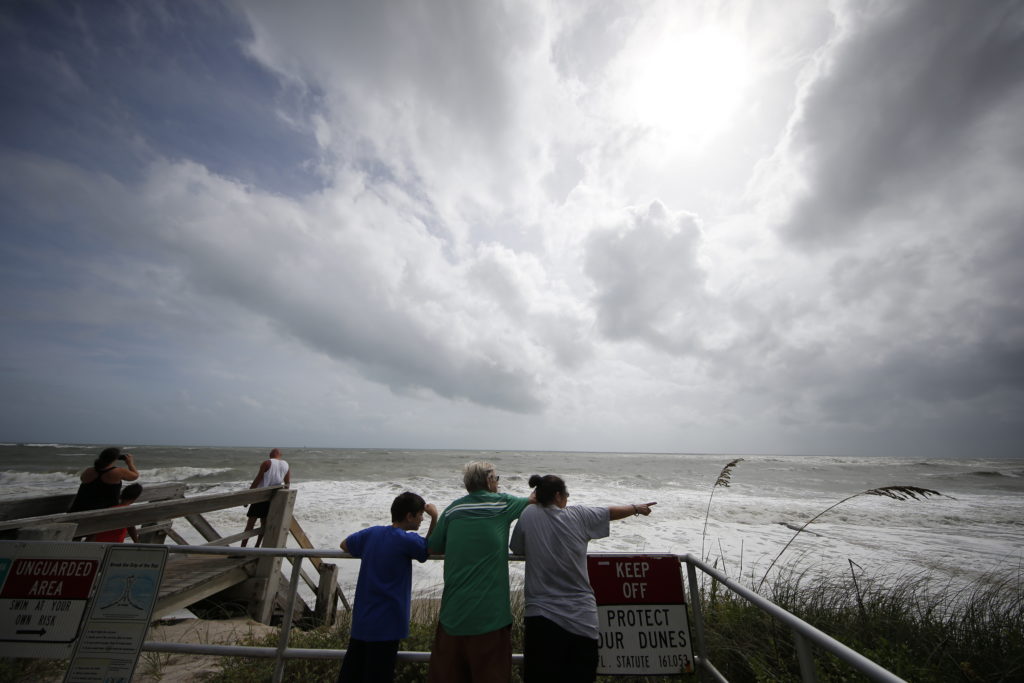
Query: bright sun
[{"left": 624, "top": 28, "right": 750, "bottom": 144}]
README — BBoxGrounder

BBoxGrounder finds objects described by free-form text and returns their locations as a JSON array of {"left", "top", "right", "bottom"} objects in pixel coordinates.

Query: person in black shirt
[{"left": 68, "top": 447, "right": 139, "bottom": 513}]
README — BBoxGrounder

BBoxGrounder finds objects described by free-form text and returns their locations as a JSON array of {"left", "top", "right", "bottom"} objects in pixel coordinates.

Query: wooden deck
[
  {"left": 156, "top": 554, "right": 257, "bottom": 619},
  {"left": 0, "top": 486, "right": 346, "bottom": 626}
]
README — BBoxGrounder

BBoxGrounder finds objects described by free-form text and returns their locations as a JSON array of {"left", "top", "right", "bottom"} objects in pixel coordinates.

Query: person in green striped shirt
[{"left": 427, "top": 461, "right": 534, "bottom": 683}]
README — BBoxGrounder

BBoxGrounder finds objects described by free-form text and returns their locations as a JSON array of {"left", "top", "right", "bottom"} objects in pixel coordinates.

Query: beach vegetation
[
  {"left": 705, "top": 564, "right": 1023, "bottom": 682},
  {"left": 199, "top": 564, "right": 1022, "bottom": 683},
  {"left": 700, "top": 457, "right": 743, "bottom": 565},
  {"left": 0, "top": 656, "right": 64, "bottom": 683}
]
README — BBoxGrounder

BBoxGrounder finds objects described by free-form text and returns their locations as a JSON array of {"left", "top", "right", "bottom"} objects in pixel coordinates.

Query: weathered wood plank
[
  {"left": 0, "top": 482, "right": 187, "bottom": 521},
  {"left": 14, "top": 523, "right": 77, "bottom": 541},
  {"left": 290, "top": 518, "right": 350, "bottom": 613},
  {"left": 185, "top": 513, "right": 221, "bottom": 542},
  {"left": 0, "top": 486, "right": 281, "bottom": 536},
  {"left": 315, "top": 562, "right": 340, "bottom": 626},
  {"left": 154, "top": 555, "right": 256, "bottom": 620},
  {"left": 250, "top": 489, "right": 296, "bottom": 624}
]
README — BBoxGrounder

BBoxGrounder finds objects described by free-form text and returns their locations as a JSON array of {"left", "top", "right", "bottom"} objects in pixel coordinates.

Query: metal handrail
[
  {"left": 679, "top": 553, "right": 906, "bottom": 683},
  {"left": 139, "top": 545, "right": 905, "bottom": 683}
]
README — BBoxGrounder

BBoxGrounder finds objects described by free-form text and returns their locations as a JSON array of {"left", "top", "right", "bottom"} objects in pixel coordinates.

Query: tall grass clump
[
  {"left": 702, "top": 564, "right": 1023, "bottom": 682},
  {"left": 701, "top": 458, "right": 742, "bottom": 564}
]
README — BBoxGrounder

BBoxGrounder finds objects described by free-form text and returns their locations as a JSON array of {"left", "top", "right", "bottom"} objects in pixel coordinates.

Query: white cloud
[{"left": 1, "top": 0, "right": 1021, "bottom": 455}]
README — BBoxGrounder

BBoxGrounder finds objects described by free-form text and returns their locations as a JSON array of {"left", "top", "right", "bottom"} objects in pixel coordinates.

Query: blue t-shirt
[{"left": 345, "top": 525, "right": 429, "bottom": 641}]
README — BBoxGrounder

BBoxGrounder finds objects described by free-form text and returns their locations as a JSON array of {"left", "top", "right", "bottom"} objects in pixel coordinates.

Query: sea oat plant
[
  {"left": 700, "top": 458, "right": 743, "bottom": 566},
  {"left": 757, "top": 485, "right": 947, "bottom": 591}
]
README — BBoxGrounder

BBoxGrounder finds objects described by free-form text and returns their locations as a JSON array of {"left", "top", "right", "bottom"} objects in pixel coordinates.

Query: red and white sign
[
  {"left": 588, "top": 554, "right": 694, "bottom": 676},
  {"left": 1, "top": 559, "right": 98, "bottom": 600},
  {"left": 0, "top": 542, "right": 106, "bottom": 657}
]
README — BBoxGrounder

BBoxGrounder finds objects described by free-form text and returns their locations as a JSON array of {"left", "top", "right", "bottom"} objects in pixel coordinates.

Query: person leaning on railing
[
  {"left": 426, "top": 462, "right": 534, "bottom": 683},
  {"left": 67, "top": 447, "right": 140, "bottom": 513},
  {"left": 510, "top": 474, "right": 655, "bottom": 683},
  {"left": 242, "top": 448, "right": 291, "bottom": 548}
]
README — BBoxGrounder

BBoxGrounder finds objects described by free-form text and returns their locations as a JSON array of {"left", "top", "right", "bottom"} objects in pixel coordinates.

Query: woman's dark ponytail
[{"left": 530, "top": 474, "right": 566, "bottom": 506}]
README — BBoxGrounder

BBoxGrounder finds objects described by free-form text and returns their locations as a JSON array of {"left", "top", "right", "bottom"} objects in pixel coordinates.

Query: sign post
[
  {"left": 588, "top": 553, "right": 694, "bottom": 676},
  {"left": 64, "top": 544, "right": 167, "bottom": 683},
  {"left": 0, "top": 541, "right": 106, "bottom": 660}
]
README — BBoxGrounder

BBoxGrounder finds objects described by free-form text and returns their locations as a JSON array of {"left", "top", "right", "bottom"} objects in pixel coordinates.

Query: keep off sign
[
  {"left": 588, "top": 554, "right": 694, "bottom": 676},
  {"left": 0, "top": 542, "right": 106, "bottom": 659}
]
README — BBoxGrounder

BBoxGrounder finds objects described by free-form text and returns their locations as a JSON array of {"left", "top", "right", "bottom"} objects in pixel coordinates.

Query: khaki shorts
[{"left": 427, "top": 622, "right": 512, "bottom": 683}]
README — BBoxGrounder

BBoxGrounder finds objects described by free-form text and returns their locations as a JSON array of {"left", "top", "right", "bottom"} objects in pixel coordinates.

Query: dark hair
[
  {"left": 529, "top": 474, "right": 566, "bottom": 506},
  {"left": 122, "top": 483, "right": 143, "bottom": 501},
  {"left": 391, "top": 492, "right": 426, "bottom": 522},
  {"left": 94, "top": 447, "right": 121, "bottom": 471}
]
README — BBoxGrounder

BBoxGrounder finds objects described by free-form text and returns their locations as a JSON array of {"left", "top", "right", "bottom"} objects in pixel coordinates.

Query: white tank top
[{"left": 261, "top": 458, "right": 289, "bottom": 488}]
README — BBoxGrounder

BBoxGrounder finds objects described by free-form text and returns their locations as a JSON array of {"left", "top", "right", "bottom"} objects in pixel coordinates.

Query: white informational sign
[
  {"left": 64, "top": 545, "right": 167, "bottom": 683},
  {"left": 588, "top": 554, "right": 694, "bottom": 676},
  {"left": 0, "top": 541, "right": 107, "bottom": 659}
]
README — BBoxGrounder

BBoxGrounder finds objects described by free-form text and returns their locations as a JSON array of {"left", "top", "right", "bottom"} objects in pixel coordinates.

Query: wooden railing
[{"left": 0, "top": 486, "right": 347, "bottom": 626}]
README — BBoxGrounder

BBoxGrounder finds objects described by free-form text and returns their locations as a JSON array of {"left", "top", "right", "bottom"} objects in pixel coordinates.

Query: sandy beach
[{"left": 135, "top": 617, "right": 280, "bottom": 682}]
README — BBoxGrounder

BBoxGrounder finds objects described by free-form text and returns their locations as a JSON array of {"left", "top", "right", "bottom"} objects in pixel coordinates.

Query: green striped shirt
[{"left": 428, "top": 490, "right": 530, "bottom": 635}]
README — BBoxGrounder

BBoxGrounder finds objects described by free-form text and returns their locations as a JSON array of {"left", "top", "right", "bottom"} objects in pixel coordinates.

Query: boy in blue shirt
[{"left": 338, "top": 491, "right": 438, "bottom": 683}]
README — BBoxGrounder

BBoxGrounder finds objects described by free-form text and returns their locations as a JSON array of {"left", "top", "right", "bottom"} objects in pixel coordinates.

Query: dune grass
[
  {"left": 705, "top": 564, "right": 1023, "bottom": 682},
  {"left": 200, "top": 563, "right": 1022, "bottom": 683}
]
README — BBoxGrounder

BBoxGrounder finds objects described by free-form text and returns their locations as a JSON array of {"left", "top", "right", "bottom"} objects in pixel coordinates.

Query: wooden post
[
  {"left": 314, "top": 563, "right": 340, "bottom": 626},
  {"left": 249, "top": 488, "right": 296, "bottom": 624}
]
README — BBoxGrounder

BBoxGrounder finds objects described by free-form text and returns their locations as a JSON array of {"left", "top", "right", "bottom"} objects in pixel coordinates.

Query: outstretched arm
[{"left": 609, "top": 502, "right": 657, "bottom": 521}]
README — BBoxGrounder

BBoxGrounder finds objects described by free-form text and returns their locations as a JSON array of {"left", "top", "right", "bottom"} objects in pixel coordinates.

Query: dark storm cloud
[
  {"left": 755, "top": 0, "right": 1024, "bottom": 445},
  {"left": 0, "top": 0, "right": 324, "bottom": 195},
  {"left": 782, "top": 0, "right": 1024, "bottom": 245},
  {"left": 0, "top": 151, "right": 547, "bottom": 416}
]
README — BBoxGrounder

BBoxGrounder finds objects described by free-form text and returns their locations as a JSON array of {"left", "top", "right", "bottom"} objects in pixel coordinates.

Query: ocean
[{"left": 2, "top": 444, "right": 1022, "bottom": 598}]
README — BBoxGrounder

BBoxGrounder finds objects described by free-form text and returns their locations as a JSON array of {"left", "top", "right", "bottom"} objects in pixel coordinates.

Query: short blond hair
[{"left": 463, "top": 461, "right": 496, "bottom": 492}]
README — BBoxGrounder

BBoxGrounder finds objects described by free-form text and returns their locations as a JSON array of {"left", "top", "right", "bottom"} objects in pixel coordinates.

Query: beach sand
[{"left": 136, "top": 617, "right": 279, "bottom": 682}]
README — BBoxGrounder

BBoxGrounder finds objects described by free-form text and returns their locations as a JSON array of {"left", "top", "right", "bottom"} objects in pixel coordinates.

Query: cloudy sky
[{"left": 1, "top": 1, "right": 1022, "bottom": 457}]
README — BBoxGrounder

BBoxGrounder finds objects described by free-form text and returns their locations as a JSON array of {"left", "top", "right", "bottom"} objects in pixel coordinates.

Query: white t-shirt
[
  {"left": 509, "top": 504, "right": 610, "bottom": 639},
  {"left": 260, "top": 458, "right": 289, "bottom": 488}
]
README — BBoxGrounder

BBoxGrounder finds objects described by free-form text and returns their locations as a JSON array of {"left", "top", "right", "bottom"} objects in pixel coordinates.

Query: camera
[{"left": 119, "top": 453, "right": 128, "bottom": 461}]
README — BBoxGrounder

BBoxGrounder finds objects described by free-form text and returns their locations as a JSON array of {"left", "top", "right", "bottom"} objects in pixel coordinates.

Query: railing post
[
  {"left": 315, "top": 562, "right": 340, "bottom": 626},
  {"left": 686, "top": 559, "right": 710, "bottom": 682},
  {"left": 272, "top": 556, "right": 305, "bottom": 683},
  {"left": 794, "top": 630, "right": 819, "bottom": 683},
  {"left": 251, "top": 489, "right": 297, "bottom": 624}
]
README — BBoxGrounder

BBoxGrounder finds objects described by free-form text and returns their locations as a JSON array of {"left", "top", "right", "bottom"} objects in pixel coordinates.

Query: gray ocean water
[{"left": 2, "top": 444, "right": 1022, "bottom": 596}]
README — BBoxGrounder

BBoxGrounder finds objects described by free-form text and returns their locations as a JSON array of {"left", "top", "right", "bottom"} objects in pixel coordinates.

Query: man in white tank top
[{"left": 242, "top": 448, "right": 291, "bottom": 547}]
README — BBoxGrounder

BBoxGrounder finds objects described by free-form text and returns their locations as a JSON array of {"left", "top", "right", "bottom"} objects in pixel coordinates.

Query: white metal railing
[
  {"left": 679, "top": 553, "right": 905, "bottom": 683},
  {"left": 141, "top": 545, "right": 905, "bottom": 683}
]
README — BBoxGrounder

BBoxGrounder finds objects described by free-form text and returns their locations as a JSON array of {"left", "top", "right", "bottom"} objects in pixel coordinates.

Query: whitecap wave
[
  {"left": 143, "top": 466, "right": 235, "bottom": 483},
  {"left": 0, "top": 470, "right": 80, "bottom": 486}
]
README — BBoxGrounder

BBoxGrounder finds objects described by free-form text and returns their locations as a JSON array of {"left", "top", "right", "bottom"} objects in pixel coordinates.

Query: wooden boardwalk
[
  {"left": 156, "top": 554, "right": 256, "bottom": 618},
  {"left": 0, "top": 485, "right": 345, "bottom": 626}
]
